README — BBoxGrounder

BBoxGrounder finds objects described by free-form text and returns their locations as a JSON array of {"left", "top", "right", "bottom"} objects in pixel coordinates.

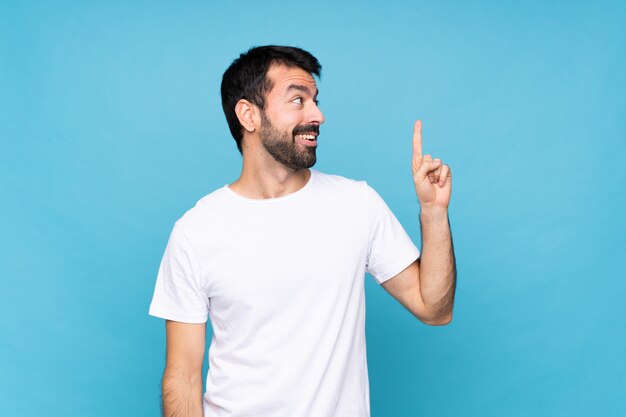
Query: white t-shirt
[{"left": 149, "top": 169, "right": 419, "bottom": 417}]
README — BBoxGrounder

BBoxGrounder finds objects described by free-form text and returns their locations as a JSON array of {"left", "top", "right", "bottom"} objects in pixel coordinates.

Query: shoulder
[
  {"left": 312, "top": 169, "right": 383, "bottom": 201},
  {"left": 174, "top": 186, "right": 232, "bottom": 232},
  {"left": 311, "top": 169, "right": 369, "bottom": 192}
]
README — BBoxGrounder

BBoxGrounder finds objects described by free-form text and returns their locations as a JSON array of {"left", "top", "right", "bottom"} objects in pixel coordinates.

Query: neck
[{"left": 229, "top": 147, "right": 311, "bottom": 199}]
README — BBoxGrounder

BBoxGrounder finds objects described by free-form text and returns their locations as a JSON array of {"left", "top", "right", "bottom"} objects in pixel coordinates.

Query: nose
[{"left": 307, "top": 101, "right": 325, "bottom": 125}]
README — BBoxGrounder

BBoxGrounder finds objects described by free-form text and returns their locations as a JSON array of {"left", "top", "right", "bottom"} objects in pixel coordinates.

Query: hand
[{"left": 411, "top": 120, "right": 452, "bottom": 210}]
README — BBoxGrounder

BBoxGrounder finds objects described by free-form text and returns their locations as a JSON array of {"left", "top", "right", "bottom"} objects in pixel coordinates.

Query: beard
[{"left": 259, "top": 112, "right": 317, "bottom": 170}]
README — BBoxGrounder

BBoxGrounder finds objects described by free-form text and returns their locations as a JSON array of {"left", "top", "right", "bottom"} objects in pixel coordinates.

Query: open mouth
[
  {"left": 293, "top": 124, "right": 320, "bottom": 147},
  {"left": 295, "top": 133, "right": 317, "bottom": 142},
  {"left": 294, "top": 133, "right": 318, "bottom": 147}
]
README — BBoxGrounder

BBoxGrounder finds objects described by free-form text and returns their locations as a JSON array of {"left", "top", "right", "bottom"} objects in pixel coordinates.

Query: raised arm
[
  {"left": 381, "top": 120, "right": 456, "bottom": 326},
  {"left": 162, "top": 320, "right": 206, "bottom": 417}
]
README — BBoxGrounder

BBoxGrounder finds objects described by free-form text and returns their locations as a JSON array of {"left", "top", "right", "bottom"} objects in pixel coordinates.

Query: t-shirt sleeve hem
[
  {"left": 148, "top": 305, "right": 208, "bottom": 324},
  {"left": 372, "top": 247, "right": 420, "bottom": 285}
]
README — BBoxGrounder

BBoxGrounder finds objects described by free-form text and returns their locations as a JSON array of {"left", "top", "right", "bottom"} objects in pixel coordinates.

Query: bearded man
[{"left": 149, "top": 45, "right": 456, "bottom": 417}]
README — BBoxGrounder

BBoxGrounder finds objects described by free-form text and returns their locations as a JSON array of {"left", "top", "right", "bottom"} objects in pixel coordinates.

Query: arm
[
  {"left": 381, "top": 120, "right": 456, "bottom": 326},
  {"left": 162, "top": 320, "right": 206, "bottom": 417}
]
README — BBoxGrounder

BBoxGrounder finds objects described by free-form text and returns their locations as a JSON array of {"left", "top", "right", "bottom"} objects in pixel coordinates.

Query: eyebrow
[{"left": 287, "top": 84, "right": 318, "bottom": 98}]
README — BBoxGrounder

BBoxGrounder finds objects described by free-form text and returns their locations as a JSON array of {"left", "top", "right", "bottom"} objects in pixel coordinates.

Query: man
[{"left": 149, "top": 45, "right": 455, "bottom": 417}]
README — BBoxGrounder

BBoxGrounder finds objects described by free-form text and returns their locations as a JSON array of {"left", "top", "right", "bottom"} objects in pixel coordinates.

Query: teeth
[{"left": 297, "top": 134, "right": 316, "bottom": 140}]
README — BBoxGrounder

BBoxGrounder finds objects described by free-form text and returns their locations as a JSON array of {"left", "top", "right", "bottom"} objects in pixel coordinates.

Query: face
[{"left": 258, "top": 65, "right": 325, "bottom": 170}]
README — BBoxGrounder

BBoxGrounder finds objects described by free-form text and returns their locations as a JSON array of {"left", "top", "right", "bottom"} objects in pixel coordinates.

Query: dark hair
[{"left": 220, "top": 45, "right": 322, "bottom": 153}]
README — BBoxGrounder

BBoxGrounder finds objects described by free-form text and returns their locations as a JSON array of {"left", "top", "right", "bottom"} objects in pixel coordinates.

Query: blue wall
[{"left": 1, "top": 1, "right": 625, "bottom": 416}]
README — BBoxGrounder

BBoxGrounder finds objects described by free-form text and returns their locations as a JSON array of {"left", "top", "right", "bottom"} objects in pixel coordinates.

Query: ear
[{"left": 235, "top": 99, "right": 259, "bottom": 133}]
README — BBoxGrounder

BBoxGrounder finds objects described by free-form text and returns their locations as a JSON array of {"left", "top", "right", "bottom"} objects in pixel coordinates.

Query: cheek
[
  {"left": 272, "top": 114, "right": 301, "bottom": 132},
  {"left": 265, "top": 101, "right": 301, "bottom": 129}
]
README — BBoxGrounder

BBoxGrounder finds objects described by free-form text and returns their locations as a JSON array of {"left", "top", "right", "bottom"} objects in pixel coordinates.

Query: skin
[
  {"left": 380, "top": 120, "right": 456, "bottom": 325},
  {"left": 229, "top": 64, "right": 324, "bottom": 198},
  {"left": 162, "top": 321, "right": 204, "bottom": 417},
  {"left": 161, "top": 64, "right": 456, "bottom": 416}
]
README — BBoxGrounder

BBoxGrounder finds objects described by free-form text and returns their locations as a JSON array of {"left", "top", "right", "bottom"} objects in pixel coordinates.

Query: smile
[
  {"left": 294, "top": 133, "right": 318, "bottom": 147},
  {"left": 295, "top": 134, "right": 317, "bottom": 141}
]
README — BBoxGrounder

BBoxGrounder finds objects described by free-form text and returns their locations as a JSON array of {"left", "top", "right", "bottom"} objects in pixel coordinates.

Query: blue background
[{"left": 2, "top": 1, "right": 625, "bottom": 416}]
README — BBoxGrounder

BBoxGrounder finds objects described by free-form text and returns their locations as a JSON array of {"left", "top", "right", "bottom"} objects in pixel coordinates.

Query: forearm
[
  {"left": 419, "top": 207, "right": 456, "bottom": 321},
  {"left": 162, "top": 367, "right": 203, "bottom": 417}
]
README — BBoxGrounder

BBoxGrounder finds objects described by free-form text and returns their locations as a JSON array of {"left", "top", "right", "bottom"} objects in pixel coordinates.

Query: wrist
[{"left": 419, "top": 205, "right": 449, "bottom": 222}]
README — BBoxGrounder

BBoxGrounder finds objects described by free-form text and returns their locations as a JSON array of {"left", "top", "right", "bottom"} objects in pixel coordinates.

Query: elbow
[
  {"left": 163, "top": 364, "right": 203, "bottom": 388},
  {"left": 419, "top": 310, "right": 453, "bottom": 326},
  {"left": 428, "top": 315, "right": 452, "bottom": 326}
]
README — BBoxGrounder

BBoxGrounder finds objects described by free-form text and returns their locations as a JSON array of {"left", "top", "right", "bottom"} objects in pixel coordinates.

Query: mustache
[{"left": 292, "top": 124, "right": 320, "bottom": 136}]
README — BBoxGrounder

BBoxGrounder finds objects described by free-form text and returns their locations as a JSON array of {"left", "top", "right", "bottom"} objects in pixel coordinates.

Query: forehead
[{"left": 266, "top": 64, "right": 317, "bottom": 95}]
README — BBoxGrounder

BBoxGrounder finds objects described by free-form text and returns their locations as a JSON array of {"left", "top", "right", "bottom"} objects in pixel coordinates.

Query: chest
[{"left": 196, "top": 201, "right": 369, "bottom": 318}]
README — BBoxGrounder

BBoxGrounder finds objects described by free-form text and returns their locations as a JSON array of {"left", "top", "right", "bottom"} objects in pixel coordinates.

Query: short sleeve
[
  {"left": 149, "top": 224, "right": 209, "bottom": 323},
  {"left": 365, "top": 185, "right": 420, "bottom": 284}
]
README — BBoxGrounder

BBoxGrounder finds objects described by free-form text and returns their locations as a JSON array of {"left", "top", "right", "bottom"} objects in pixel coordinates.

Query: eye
[{"left": 292, "top": 97, "right": 303, "bottom": 105}]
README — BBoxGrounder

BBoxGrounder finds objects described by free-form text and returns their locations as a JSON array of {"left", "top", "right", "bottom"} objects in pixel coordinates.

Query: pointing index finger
[{"left": 413, "top": 120, "right": 422, "bottom": 161}]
